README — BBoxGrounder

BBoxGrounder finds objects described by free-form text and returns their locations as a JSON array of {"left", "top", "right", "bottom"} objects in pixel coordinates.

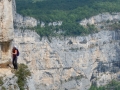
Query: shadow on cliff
[
  {"left": 91, "top": 30, "right": 120, "bottom": 80},
  {"left": 97, "top": 61, "right": 120, "bottom": 73}
]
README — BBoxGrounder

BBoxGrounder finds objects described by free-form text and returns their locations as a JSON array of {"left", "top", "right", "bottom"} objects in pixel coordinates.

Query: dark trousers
[{"left": 12, "top": 57, "right": 18, "bottom": 69}]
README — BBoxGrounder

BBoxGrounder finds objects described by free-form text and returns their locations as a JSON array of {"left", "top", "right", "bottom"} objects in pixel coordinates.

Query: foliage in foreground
[{"left": 15, "top": 64, "right": 31, "bottom": 90}]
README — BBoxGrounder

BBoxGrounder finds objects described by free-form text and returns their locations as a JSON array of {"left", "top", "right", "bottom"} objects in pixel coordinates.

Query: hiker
[{"left": 12, "top": 46, "right": 18, "bottom": 70}]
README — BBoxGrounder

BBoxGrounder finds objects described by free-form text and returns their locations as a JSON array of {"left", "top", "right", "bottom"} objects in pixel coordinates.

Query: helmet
[{"left": 14, "top": 45, "right": 17, "bottom": 48}]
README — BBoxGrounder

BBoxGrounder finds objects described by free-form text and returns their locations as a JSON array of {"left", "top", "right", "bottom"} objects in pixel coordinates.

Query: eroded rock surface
[
  {"left": 13, "top": 29, "right": 120, "bottom": 90},
  {"left": 0, "top": 0, "right": 14, "bottom": 41}
]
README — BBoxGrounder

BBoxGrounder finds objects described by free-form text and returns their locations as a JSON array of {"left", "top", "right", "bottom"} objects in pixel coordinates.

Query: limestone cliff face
[
  {"left": 13, "top": 13, "right": 62, "bottom": 28},
  {"left": 0, "top": 0, "right": 14, "bottom": 41},
  {"left": 0, "top": 0, "right": 14, "bottom": 63},
  {"left": 0, "top": 1, "right": 17, "bottom": 89},
  {"left": 0, "top": 69, "right": 19, "bottom": 90},
  {"left": 13, "top": 29, "right": 120, "bottom": 90},
  {"left": 14, "top": 13, "right": 38, "bottom": 28},
  {"left": 80, "top": 12, "right": 120, "bottom": 26}
]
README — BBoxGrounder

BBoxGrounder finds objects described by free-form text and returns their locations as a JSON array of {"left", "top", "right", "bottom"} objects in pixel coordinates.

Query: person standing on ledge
[{"left": 12, "top": 46, "right": 18, "bottom": 70}]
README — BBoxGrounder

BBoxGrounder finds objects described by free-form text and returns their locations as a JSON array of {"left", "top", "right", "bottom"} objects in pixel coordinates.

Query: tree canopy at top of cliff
[
  {"left": 16, "top": 0, "right": 120, "bottom": 22},
  {"left": 16, "top": 0, "right": 120, "bottom": 37}
]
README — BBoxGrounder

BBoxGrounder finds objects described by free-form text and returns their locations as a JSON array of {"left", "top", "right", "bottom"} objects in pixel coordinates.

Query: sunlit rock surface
[
  {"left": 13, "top": 29, "right": 120, "bottom": 90},
  {"left": 0, "top": 0, "right": 14, "bottom": 63}
]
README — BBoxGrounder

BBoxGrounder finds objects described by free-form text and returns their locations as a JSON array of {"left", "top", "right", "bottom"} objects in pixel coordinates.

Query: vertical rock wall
[
  {"left": 0, "top": 0, "right": 14, "bottom": 63},
  {"left": 13, "top": 29, "right": 120, "bottom": 90}
]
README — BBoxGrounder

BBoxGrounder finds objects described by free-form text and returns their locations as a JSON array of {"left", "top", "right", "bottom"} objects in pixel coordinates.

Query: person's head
[{"left": 13, "top": 45, "right": 17, "bottom": 49}]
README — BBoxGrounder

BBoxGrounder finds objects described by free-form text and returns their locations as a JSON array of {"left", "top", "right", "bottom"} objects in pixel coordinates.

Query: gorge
[{"left": 0, "top": 0, "right": 120, "bottom": 90}]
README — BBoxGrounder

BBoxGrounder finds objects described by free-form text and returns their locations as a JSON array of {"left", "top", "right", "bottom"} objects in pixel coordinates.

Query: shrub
[
  {"left": 1, "top": 86, "right": 6, "bottom": 90},
  {"left": 111, "top": 23, "right": 120, "bottom": 30},
  {"left": 15, "top": 64, "right": 31, "bottom": 90},
  {"left": 0, "top": 77, "right": 3, "bottom": 86},
  {"left": 89, "top": 80, "right": 120, "bottom": 90},
  {"left": 67, "top": 75, "right": 84, "bottom": 81}
]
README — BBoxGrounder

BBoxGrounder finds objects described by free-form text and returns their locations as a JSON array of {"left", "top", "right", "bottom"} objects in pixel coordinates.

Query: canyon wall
[{"left": 13, "top": 29, "right": 120, "bottom": 90}]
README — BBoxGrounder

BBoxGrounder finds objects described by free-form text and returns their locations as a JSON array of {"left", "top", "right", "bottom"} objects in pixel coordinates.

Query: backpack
[{"left": 16, "top": 48, "right": 19, "bottom": 56}]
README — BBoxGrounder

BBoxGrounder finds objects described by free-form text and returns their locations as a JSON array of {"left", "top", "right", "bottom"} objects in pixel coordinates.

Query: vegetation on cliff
[
  {"left": 15, "top": 64, "right": 31, "bottom": 90},
  {"left": 89, "top": 80, "right": 120, "bottom": 90},
  {"left": 16, "top": 0, "right": 120, "bottom": 36}
]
